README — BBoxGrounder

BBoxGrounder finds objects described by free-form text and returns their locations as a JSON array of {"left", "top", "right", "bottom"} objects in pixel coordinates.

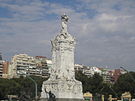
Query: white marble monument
[{"left": 40, "top": 14, "right": 83, "bottom": 101}]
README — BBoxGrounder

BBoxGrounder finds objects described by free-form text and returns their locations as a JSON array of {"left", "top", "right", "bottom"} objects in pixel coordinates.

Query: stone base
[
  {"left": 40, "top": 98, "right": 83, "bottom": 101},
  {"left": 40, "top": 79, "right": 83, "bottom": 99}
]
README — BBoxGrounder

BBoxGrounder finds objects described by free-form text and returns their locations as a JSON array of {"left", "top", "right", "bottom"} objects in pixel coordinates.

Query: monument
[{"left": 40, "top": 14, "right": 83, "bottom": 101}]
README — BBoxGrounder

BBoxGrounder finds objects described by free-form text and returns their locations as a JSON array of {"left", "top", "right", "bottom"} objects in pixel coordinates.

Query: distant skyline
[{"left": 0, "top": 0, "right": 135, "bottom": 71}]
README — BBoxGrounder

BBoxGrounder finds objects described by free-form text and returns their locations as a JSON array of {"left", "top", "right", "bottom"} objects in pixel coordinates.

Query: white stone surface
[{"left": 41, "top": 14, "right": 83, "bottom": 99}]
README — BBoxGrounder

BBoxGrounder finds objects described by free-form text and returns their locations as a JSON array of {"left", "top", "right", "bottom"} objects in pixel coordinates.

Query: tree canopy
[
  {"left": 113, "top": 72, "right": 135, "bottom": 98},
  {"left": 0, "top": 76, "right": 48, "bottom": 100},
  {"left": 75, "top": 71, "right": 135, "bottom": 99},
  {"left": 0, "top": 71, "right": 135, "bottom": 100}
]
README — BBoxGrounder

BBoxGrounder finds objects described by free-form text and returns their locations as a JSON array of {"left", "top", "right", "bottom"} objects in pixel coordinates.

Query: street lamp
[
  {"left": 27, "top": 75, "right": 38, "bottom": 101},
  {"left": 17, "top": 70, "right": 38, "bottom": 101}
]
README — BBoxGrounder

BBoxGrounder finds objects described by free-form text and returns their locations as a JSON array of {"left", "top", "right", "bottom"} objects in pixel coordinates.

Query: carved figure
[
  {"left": 45, "top": 89, "right": 56, "bottom": 101},
  {"left": 40, "top": 15, "right": 83, "bottom": 100},
  {"left": 61, "top": 14, "right": 69, "bottom": 34}
]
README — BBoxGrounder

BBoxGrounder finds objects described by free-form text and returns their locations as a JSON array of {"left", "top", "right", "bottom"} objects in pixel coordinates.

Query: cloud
[{"left": 0, "top": 0, "right": 135, "bottom": 71}]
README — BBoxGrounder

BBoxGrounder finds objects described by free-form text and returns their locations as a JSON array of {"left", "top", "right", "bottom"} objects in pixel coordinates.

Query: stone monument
[{"left": 40, "top": 14, "right": 83, "bottom": 101}]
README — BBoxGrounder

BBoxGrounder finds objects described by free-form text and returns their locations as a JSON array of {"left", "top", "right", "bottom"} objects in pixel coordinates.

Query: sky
[{"left": 0, "top": 0, "right": 135, "bottom": 71}]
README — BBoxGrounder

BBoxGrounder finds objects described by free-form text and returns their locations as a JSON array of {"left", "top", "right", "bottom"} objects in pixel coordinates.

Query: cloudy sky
[{"left": 0, "top": 0, "right": 135, "bottom": 71}]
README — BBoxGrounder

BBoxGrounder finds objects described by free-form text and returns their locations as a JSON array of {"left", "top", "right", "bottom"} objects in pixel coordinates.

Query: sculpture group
[{"left": 40, "top": 14, "right": 83, "bottom": 101}]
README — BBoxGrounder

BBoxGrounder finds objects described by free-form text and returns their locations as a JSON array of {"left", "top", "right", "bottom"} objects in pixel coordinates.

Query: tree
[
  {"left": 0, "top": 76, "right": 48, "bottom": 100},
  {"left": 75, "top": 71, "right": 89, "bottom": 92},
  {"left": 90, "top": 73, "right": 103, "bottom": 95},
  {"left": 75, "top": 71, "right": 104, "bottom": 94},
  {"left": 113, "top": 72, "right": 135, "bottom": 98}
]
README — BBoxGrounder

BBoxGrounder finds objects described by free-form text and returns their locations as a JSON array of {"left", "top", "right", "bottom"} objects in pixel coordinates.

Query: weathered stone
[
  {"left": 40, "top": 14, "right": 83, "bottom": 100},
  {"left": 40, "top": 98, "right": 83, "bottom": 101}
]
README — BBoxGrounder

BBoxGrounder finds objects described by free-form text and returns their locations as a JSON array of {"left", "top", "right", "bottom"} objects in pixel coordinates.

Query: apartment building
[
  {"left": 0, "top": 61, "right": 3, "bottom": 77},
  {"left": 8, "top": 54, "right": 52, "bottom": 78},
  {"left": 110, "top": 69, "right": 126, "bottom": 83},
  {"left": 83, "top": 66, "right": 102, "bottom": 77},
  {"left": 2, "top": 61, "right": 9, "bottom": 78},
  {"left": 35, "top": 56, "right": 52, "bottom": 78},
  {"left": 0, "top": 53, "right": 4, "bottom": 77},
  {"left": 9, "top": 54, "right": 36, "bottom": 78},
  {"left": 74, "top": 64, "right": 84, "bottom": 72}
]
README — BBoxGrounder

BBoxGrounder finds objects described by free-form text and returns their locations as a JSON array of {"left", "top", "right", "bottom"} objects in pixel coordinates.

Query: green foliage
[
  {"left": 75, "top": 71, "right": 104, "bottom": 94},
  {"left": 75, "top": 71, "right": 89, "bottom": 92},
  {"left": 90, "top": 73, "right": 103, "bottom": 94},
  {"left": 75, "top": 71, "right": 135, "bottom": 98},
  {"left": 0, "top": 76, "right": 48, "bottom": 100},
  {"left": 113, "top": 72, "right": 135, "bottom": 98},
  {"left": 0, "top": 71, "right": 135, "bottom": 100}
]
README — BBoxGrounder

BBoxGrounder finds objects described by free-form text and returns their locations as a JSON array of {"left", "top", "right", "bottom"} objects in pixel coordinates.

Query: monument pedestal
[
  {"left": 40, "top": 79, "right": 83, "bottom": 100},
  {"left": 40, "top": 98, "right": 83, "bottom": 101}
]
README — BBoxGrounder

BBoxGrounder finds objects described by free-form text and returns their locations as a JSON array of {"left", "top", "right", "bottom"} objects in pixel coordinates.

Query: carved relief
[{"left": 41, "top": 14, "right": 83, "bottom": 99}]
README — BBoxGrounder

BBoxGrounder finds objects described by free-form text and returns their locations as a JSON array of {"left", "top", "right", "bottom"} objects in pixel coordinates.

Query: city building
[
  {"left": 0, "top": 53, "right": 2, "bottom": 60},
  {"left": 83, "top": 66, "right": 102, "bottom": 77},
  {"left": 9, "top": 54, "right": 37, "bottom": 78},
  {"left": 75, "top": 65, "right": 115, "bottom": 83},
  {"left": 46, "top": 59, "right": 52, "bottom": 68},
  {"left": 2, "top": 61, "right": 9, "bottom": 78},
  {"left": 74, "top": 64, "right": 125, "bottom": 83},
  {"left": 0, "top": 53, "right": 10, "bottom": 78},
  {"left": 0, "top": 53, "right": 4, "bottom": 77},
  {"left": 110, "top": 69, "right": 126, "bottom": 83},
  {"left": 35, "top": 56, "right": 52, "bottom": 78},
  {"left": 100, "top": 68, "right": 112, "bottom": 83},
  {"left": 8, "top": 54, "right": 52, "bottom": 78},
  {"left": 74, "top": 64, "right": 84, "bottom": 72},
  {"left": 3, "top": 52, "right": 125, "bottom": 82}
]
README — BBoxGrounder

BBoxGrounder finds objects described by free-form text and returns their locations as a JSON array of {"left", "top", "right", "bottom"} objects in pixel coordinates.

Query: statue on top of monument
[{"left": 61, "top": 13, "right": 69, "bottom": 35}]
